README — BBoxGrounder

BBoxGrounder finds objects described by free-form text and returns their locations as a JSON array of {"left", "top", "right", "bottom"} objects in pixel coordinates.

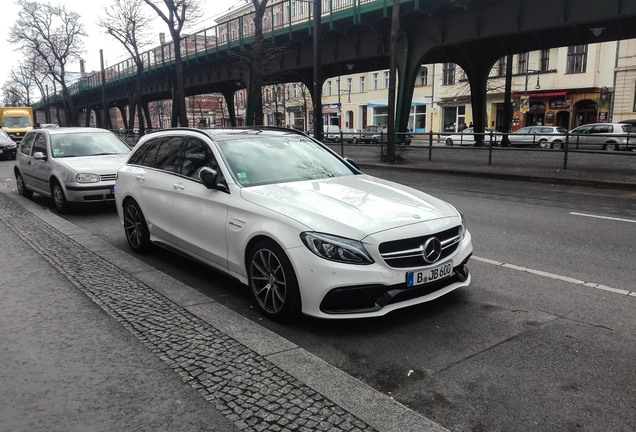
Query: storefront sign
[
  {"left": 550, "top": 98, "right": 569, "bottom": 109},
  {"left": 598, "top": 111, "right": 608, "bottom": 123}
]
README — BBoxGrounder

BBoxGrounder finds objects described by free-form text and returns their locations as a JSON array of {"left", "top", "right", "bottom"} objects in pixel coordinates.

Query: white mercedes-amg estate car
[{"left": 115, "top": 127, "right": 473, "bottom": 320}]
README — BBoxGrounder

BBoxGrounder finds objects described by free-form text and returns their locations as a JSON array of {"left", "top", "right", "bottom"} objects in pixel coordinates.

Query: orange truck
[{"left": 0, "top": 107, "right": 34, "bottom": 142}]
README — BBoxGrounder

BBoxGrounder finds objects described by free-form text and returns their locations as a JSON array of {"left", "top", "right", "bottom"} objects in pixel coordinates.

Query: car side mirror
[
  {"left": 344, "top": 157, "right": 360, "bottom": 171},
  {"left": 199, "top": 167, "right": 229, "bottom": 193},
  {"left": 33, "top": 151, "right": 47, "bottom": 160}
]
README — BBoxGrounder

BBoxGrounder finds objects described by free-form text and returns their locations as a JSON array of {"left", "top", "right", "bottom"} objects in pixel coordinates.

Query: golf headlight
[
  {"left": 301, "top": 232, "right": 373, "bottom": 265},
  {"left": 76, "top": 173, "right": 101, "bottom": 183}
]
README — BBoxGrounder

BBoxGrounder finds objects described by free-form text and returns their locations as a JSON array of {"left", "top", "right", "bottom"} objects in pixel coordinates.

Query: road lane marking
[
  {"left": 570, "top": 212, "right": 636, "bottom": 224},
  {"left": 472, "top": 256, "right": 633, "bottom": 297}
]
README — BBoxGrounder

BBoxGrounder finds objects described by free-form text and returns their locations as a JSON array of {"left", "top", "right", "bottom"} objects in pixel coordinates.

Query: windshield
[
  {"left": 51, "top": 132, "right": 131, "bottom": 158},
  {"left": 214, "top": 133, "right": 356, "bottom": 186},
  {"left": 3, "top": 116, "right": 31, "bottom": 127}
]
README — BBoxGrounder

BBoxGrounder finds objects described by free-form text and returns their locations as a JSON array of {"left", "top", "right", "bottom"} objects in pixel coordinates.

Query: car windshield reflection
[
  {"left": 51, "top": 133, "right": 131, "bottom": 158},
  {"left": 215, "top": 135, "right": 356, "bottom": 186}
]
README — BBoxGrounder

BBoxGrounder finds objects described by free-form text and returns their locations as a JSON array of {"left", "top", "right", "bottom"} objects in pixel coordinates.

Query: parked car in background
[
  {"left": 322, "top": 125, "right": 340, "bottom": 142},
  {"left": 341, "top": 128, "right": 363, "bottom": 143},
  {"left": 361, "top": 125, "right": 412, "bottom": 144},
  {"left": 0, "top": 129, "right": 17, "bottom": 160},
  {"left": 14, "top": 127, "right": 131, "bottom": 213},
  {"left": 445, "top": 127, "right": 501, "bottom": 146},
  {"left": 40, "top": 123, "right": 60, "bottom": 129},
  {"left": 508, "top": 126, "right": 567, "bottom": 148},
  {"left": 568, "top": 123, "right": 636, "bottom": 151},
  {"left": 115, "top": 127, "right": 473, "bottom": 321}
]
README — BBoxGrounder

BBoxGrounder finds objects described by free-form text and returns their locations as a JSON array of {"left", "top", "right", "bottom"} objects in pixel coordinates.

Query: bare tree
[
  {"left": 99, "top": 0, "right": 153, "bottom": 135},
  {"left": 6, "top": 64, "right": 35, "bottom": 105},
  {"left": 142, "top": 0, "right": 203, "bottom": 127},
  {"left": 1, "top": 83, "right": 23, "bottom": 106},
  {"left": 10, "top": 0, "right": 85, "bottom": 126}
]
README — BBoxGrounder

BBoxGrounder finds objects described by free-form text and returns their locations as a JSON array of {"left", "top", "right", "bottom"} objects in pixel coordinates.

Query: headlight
[
  {"left": 459, "top": 211, "right": 466, "bottom": 239},
  {"left": 300, "top": 232, "right": 373, "bottom": 265},
  {"left": 76, "top": 173, "right": 101, "bottom": 183}
]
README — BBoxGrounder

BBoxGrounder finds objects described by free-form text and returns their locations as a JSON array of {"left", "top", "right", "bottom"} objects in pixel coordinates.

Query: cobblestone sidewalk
[{"left": 0, "top": 191, "right": 382, "bottom": 432}]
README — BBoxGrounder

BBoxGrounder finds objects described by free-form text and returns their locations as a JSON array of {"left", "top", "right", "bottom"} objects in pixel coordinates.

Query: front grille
[
  {"left": 100, "top": 174, "right": 117, "bottom": 181},
  {"left": 83, "top": 194, "right": 115, "bottom": 201},
  {"left": 379, "top": 226, "right": 462, "bottom": 268}
]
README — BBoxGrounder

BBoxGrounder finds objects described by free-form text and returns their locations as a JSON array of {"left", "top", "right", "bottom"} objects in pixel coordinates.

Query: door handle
[
  {"left": 173, "top": 183, "right": 185, "bottom": 190},
  {"left": 135, "top": 175, "right": 145, "bottom": 182}
]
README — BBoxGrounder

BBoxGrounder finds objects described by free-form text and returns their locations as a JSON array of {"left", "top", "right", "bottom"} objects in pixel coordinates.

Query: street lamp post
[
  {"left": 522, "top": 68, "right": 541, "bottom": 126},
  {"left": 336, "top": 76, "right": 351, "bottom": 152}
]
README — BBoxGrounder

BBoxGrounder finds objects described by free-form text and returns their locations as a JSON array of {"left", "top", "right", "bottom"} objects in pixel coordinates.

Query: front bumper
[
  {"left": 289, "top": 229, "right": 473, "bottom": 319},
  {"left": 64, "top": 183, "right": 116, "bottom": 203},
  {"left": 0, "top": 147, "right": 17, "bottom": 159},
  {"left": 320, "top": 256, "right": 471, "bottom": 314}
]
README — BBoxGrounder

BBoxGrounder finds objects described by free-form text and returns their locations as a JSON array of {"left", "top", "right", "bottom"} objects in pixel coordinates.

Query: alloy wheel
[{"left": 250, "top": 248, "right": 287, "bottom": 315}]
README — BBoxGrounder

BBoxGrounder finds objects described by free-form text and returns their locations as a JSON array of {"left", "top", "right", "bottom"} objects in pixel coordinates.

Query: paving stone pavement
[{"left": 0, "top": 188, "right": 447, "bottom": 432}]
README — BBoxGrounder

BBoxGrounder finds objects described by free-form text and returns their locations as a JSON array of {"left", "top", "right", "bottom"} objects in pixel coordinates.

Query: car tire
[
  {"left": 248, "top": 239, "right": 301, "bottom": 320},
  {"left": 552, "top": 141, "right": 564, "bottom": 150},
  {"left": 123, "top": 199, "right": 152, "bottom": 253},
  {"left": 539, "top": 139, "right": 550, "bottom": 149},
  {"left": 351, "top": 137, "right": 358, "bottom": 144},
  {"left": 445, "top": 138, "right": 454, "bottom": 146},
  {"left": 372, "top": 137, "right": 379, "bottom": 144},
  {"left": 15, "top": 171, "right": 33, "bottom": 199},
  {"left": 605, "top": 142, "right": 618, "bottom": 151},
  {"left": 51, "top": 179, "right": 70, "bottom": 214}
]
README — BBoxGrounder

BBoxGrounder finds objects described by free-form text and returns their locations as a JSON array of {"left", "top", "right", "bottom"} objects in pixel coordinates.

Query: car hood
[
  {"left": 240, "top": 174, "right": 459, "bottom": 238},
  {"left": 57, "top": 154, "right": 130, "bottom": 173}
]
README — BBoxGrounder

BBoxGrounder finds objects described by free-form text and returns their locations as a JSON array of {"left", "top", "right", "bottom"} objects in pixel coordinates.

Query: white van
[{"left": 323, "top": 125, "right": 341, "bottom": 142}]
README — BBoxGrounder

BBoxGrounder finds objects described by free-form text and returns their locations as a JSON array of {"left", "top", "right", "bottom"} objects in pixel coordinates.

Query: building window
[
  {"left": 347, "top": 78, "right": 352, "bottom": 93},
  {"left": 540, "top": 49, "right": 550, "bottom": 71},
  {"left": 410, "top": 105, "right": 427, "bottom": 132},
  {"left": 443, "top": 105, "right": 466, "bottom": 132},
  {"left": 327, "top": 80, "right": 332, "bottom": 96},
  {"left": 372, "top": 73, "right": 379, "bottom": 90},
  {"left": 359, "top": 76, "right": 365, "bottom": 93},
  {"left": 419, "top": 66, "right": 428, "bottom": 86},
  {"left": 497, "top": 57, "right": 506, "bottom": 78},
  {"left": 518, "top": 52, "right": 528, "bottom": 75},
  {"left": 442, "top": 63, "right": 456, "bottom": 86},
  {"left": 384, "top": 71, "right": 390, "bottom": 88},
  {"left": 633, "top": 83, "right": 636, "bottom": 112},
  {"left": 567, "top": 45, "right": 588, "bottom": 74},
  {"left": 372, "top": 106, "right": 388, "bottom": 125}
]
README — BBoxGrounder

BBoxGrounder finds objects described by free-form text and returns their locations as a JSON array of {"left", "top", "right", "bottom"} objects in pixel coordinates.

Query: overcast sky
[{"left": 1, "top": 0, "right": 245, "bottom": 91}]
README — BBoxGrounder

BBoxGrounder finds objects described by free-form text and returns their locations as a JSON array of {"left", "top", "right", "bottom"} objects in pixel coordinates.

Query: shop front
[{"left": 512, "top": 91, "right": 569, "bottom": 130}]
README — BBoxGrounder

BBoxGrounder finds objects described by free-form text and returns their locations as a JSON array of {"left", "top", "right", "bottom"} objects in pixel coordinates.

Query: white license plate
[{"left": 406, "top": 261, "right": 453, "bottom": 287}]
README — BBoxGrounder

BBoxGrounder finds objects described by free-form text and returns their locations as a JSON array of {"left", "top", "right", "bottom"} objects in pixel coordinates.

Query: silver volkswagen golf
[{"left": 14, "top": 127, "right": 131, "bottom": 213}]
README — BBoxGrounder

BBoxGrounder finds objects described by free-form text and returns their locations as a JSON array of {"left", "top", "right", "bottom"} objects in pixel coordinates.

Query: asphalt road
[{"left": 1, "top": 159, "right": 634, "bottom": 432}]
